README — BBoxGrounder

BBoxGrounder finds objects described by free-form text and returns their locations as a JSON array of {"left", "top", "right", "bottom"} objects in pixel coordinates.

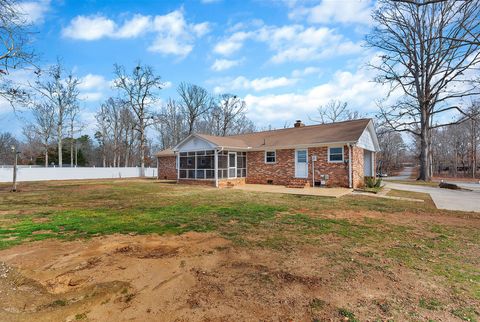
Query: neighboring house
[{"left": 156, "top": 119, "right": 379, "bottom": 188}]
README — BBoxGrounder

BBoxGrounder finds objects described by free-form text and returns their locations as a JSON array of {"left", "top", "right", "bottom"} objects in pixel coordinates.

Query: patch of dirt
[{"left": 0, "top": 232, "right": 477, "bottom": 321}]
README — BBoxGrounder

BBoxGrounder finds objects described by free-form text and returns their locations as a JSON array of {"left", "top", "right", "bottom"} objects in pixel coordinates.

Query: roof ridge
[{"left": 223, "top": 118, "right": 372, "bottom": 138}]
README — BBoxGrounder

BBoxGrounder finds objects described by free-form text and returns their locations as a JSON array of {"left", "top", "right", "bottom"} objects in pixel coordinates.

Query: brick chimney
[{"left": 294, "top": 120, "right": 305, "bottom": 128}]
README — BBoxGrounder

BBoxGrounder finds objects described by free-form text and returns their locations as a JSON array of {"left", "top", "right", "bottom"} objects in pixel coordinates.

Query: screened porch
[{"left": 178, "top": 150, "right": 247, "bottom": 180}]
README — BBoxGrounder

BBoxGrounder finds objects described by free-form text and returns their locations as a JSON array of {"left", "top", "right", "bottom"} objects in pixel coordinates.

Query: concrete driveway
[
  {"left": 384, "top": 181, "right": 480, "bottom": 212},
  {"left": 385, "top": 167, "right": 415, "bottom": 180}
]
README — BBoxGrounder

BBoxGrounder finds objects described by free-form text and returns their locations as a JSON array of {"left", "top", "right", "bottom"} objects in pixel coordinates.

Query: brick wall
[
  {"left": 246, "top": 149, "right": 297, "bottom": 185},
  {"left": 159, "top": 146, "right": 371, "bottom": 188},
  {"left": 218, "top": 178, "right": 246, "bottom": 188},
  {"left": 309, "top": 146, "right": 349, "bottom": 187},
  {"left": 157, "top": 156, "right": 177, "bottom": 180},
  {"left": 246, "top": 146, "right": 351, "bottom": 188},
  {"left": 351, "top": 146, "right": 365, "bottom": 188},
  {"left": 178, "top": 179, "right": 215, "bottom": 187}
]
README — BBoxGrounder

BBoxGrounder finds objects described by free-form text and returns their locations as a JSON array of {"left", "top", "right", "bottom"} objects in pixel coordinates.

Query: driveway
[
  {"left": 385, "top": 167, "right": 415, "bottom": 180},
  {"left": 384, "top": 181, "right": 480, "bottom": 212}
]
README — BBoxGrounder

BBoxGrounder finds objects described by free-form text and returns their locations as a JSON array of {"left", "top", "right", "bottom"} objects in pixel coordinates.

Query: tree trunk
[
  {"left": 57, "top": 124, "right": 63, "bottom": 167},
  {"left": 418, "top": 126, "right": 431, "bottom": 181},
  {"left": 44, "top": 142, "right": 48, "bottom": 168},
  {"left": 70, "top": 123, "right": 74, "bottom": 168}
]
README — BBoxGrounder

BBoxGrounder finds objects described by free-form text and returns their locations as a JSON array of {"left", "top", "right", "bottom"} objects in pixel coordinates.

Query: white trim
[
  {"left": 228, "top": 152, "right": 237, "bottom": 178},
  {"left": 176, "top": 153, "right": 180, "bottom": 183},
  {"left": 264, "top": 150, "right": 276, "bottom": 164},
  {"left": 348, "top": 145, "right": 352, "bottom": 188},
  {"left": 214, "top": 149, "right": 218, "bottom": 187},
  {"left": 294, "top": 148, "right": 308, "bottom": 178},
  {"left": 328, "top": 146, "right": 344, "bottom": 163}
]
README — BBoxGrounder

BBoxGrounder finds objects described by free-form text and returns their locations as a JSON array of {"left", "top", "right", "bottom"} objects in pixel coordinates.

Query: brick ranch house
[{"left": 156, "top": 118, "right": 379, "bottom": 188}]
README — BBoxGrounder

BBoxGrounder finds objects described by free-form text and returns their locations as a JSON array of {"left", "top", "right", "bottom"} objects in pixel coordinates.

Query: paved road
[
  {"left": 385, "top": 167, "right": 415, "bottom": 181},
  {"left": 385, "top": 182, "right": 480, "bottom": 212}
]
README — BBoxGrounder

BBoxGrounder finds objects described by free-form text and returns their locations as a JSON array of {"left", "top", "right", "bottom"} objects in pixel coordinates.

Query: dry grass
[{"left": 0, "top": 179, "right": 479, "bottom": 320}]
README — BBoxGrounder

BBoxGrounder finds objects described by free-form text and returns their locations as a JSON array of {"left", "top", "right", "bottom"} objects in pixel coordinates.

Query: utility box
[{"left": 312, "top": 155, "right": 318, "bottom": 162}]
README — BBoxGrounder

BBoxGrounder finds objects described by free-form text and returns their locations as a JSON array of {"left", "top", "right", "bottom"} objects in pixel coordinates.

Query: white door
[
  {"left": 364, "top": 150, "right": 372, "bottom": 176},
  {"left": 228, "top": 152, "right": 237, "bottom": 178},
  {"left": 295, "top": 149, "right": 308, "bottom": 178}
]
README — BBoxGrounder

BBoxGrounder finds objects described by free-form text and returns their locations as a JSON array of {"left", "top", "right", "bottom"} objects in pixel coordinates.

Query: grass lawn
[
  {"left": 0, "top": 179, "right": 479, "bottom": 321},
  {"left": 386, "top": 179, "right": 440, "bottom": 187},
  {"left": 387, "top": 189, "right": 437, "bottom": 207}
]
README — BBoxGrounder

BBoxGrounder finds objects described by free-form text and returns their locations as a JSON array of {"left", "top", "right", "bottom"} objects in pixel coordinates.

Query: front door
[
  {"left": 228, "top": 152, "right": 237, "bottom": 178},
  {"left": 295, "top": 149, "right": 308, "bottom": 178}
]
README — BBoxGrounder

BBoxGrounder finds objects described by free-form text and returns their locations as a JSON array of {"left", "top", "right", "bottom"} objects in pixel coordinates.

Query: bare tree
[
  {"left": 68, "top": 103, "right": 82, "bottom": 167},
  {"left": 0, "top": 0, "right": 36, "bottom": 110},
  {"left": 32, "top": 62, "right": 80, "bottom": 167},
  {"left": 312, "top": 100, "right": 364, "bottom": 124},
  {"left": 156, "top": 98, "right": 185, "bottom": 149},
  {"left": 376, "top": 126, "right": 406, "bottom": 174},
  {"left": 26, "top": 102, "right": 55, "bottom": 167},
  {"left": 0, "top": 132, "right": 18, "bottom": 164},
  {"left": 177, "top": 82, "right": 211, "bottom": 135},
  {"left": 113, "top": 63, "right": 163, "bottom": 176},
  {"left": 208, "top": 94, "right": 249, "bottom": 136},
  {"left": 367, "top": 0, "right": 480, "bottom": 181},
  {"left": 120, "top": 107, "right": 136, "bottom": 167}
]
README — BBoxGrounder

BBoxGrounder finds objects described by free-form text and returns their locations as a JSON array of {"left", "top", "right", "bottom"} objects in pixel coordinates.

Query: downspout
[
  {"left": 176, "top": 152, "right": 180, "bottom": 183},
  {"left": 348, "top": 144, "right": 353, "bottom": 189},
  {"left": 214, "top": 149, "right": 219, "bottom": 188}
]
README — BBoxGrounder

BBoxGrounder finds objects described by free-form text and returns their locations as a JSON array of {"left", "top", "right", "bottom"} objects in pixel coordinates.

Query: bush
[{"left": 365, "top": 176, "right": 382, "bottom": 188}]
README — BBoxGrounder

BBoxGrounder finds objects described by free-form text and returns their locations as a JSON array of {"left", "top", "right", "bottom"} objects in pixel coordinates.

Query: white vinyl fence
[{"left": 0, "top": 166, "right": 157, "bottom": 183}]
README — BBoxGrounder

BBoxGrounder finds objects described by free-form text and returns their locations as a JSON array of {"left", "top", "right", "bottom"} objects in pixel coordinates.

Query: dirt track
[{"left": 1, "top": 230, "right": 476, "bottom": 321}]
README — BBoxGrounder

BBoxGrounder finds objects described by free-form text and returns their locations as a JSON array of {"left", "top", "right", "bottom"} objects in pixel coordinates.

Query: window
[
  {"left": 265, "top": 151, "right": 276, "bottom": 163},
  {"left": 328, "top": 147, "right": 344, "bottom": 162}
]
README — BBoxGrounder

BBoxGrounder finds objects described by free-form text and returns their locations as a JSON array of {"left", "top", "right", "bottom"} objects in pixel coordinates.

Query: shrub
[{"left": 364, "top": 176, "right": 381, "bottom": 188}]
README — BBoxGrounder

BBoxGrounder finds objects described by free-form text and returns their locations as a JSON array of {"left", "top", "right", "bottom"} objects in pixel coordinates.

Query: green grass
[
  {"left": 419, "top": 297, "right": 443, "bottom": 310},
  {"left": 0, "top": 179, "right": 479, "bottom": 312},
  {"left": 387, "top": 189, "right": 436, "bottom": 207}
]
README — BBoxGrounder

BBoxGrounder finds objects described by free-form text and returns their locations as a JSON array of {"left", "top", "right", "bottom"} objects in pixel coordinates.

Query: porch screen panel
[
  {"left": 236, "top": 152, "right": 247, "bottom": 177},
  {"left": 179, "top": 150, "right": 215, "bottom": 179},
  {"left": 217, "top": 150, "right": 228, "bottom": 179}
]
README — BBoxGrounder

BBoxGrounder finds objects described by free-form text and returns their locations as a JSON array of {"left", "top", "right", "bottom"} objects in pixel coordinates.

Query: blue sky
[{"left": 1, "top": 0, "right": 393, "bottom": 137}]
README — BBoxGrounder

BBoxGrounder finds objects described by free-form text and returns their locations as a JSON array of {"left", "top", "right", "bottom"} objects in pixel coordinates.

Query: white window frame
[
  {"left": 265, "top": 150, "right": 276, "bottom": 164},
  {"left": 328, "top": 146, "right": 344, "bottom": 163}
]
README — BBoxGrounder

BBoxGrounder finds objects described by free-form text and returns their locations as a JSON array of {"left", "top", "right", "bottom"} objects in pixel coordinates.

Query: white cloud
[
  {"left": 289, "top": 0, "right": 373, "bottom": 25},
  {"left": 163, "top": 81, "right": 173, "bottom": 89},
  {"left": 213, "top": 76, "right": 298, "bottom": 93},
  {"left": 78, "top": 74, "right": 111, "bottom": 102},
  {"left": 211, "top": 58, "right": 242, "bottom": 72},
  {"left": 213, "top": 31, "right": 252, "bottom": 56},
  {"left": 62, "top": 9, "right": 210, "bottom": 57},
  {"left": 116, "top": 14, "right": 152, "bottom": 38},
  {"left": 62, "top": 15, "right": 117, "bottom": 40},
  {"left": 79, "top": 92, "right": 104, "bottom": 102},
  {"left": 291, "top": 66, "right": 321, "bottom": 78},
  {"left": 17, "top": 0, "right": 51, "bottom": 24},
  {"left": 213, "top": 24, "right": 363, "bottom": 63},
  {"left": 192, "top": 22, "right": 211, "bottom": 37},
  {"left": 78, "top": 74, "right": 109, "bottom": 91},
  {"left": 242, "top": 65, "right": 401, "bottom": 125}
]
